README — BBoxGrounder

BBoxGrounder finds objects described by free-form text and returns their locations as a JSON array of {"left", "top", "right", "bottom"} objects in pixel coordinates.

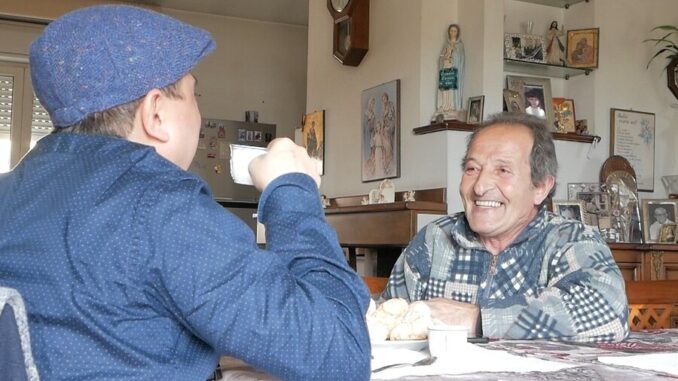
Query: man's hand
[
  {"left": 249, "top": 138, "right": 321, "bottom": 191},
  {"left": 425, "top": 298, "right": 481, "bottom": 337}
]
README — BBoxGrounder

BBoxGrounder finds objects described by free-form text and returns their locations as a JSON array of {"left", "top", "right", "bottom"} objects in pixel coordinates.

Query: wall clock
[
  {"left": 327, "top": 0, "right": 369, "bottom": 66},
  {"left": 667, "top": 58, "right": 678, "bottom": 100}
]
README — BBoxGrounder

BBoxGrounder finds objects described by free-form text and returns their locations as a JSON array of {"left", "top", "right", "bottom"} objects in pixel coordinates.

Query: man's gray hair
[{"left": 461, "top": 112, "right": 558, "bottom": 198}]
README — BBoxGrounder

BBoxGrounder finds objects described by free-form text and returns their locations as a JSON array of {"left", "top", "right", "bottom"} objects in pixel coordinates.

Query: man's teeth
[{"left": 475, "top": 200, "right": 501, "bottom": 207}]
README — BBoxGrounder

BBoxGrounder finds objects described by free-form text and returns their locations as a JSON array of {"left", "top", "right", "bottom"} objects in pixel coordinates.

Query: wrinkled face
[
  {"left": 460, "top": 124, "right": 549, "bottom": 244},
  {"left": 165, "top": 74, "right": 202, "bottom": 169}
]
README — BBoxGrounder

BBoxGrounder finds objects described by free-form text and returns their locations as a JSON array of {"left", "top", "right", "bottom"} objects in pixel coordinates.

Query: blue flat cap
[{"left": 29, "top": 5, "right": 215, "bottom": 127}]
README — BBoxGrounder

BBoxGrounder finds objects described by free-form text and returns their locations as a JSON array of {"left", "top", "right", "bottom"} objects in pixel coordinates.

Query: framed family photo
[
  {"left": 467, "top": 95, "right": 485, "bottom": 125},
  {"left": 552, "top": 200, "right": 585, "bottom": 223},
  {"left": 506, "top": 75, "right": 555, "bottom": 131},
  {"left": 302, "top": 110, "right": 325, "bottom": 175},
  {"left": 361, "top": 79, "right": 400, "bottom": 182},
  {"left": 504, "top": 33, "right": 546, "bottom": 63},
  {"left": 566, "top": 28, "right": 599, "bottom": 69},
  {"left": 641, "top": 199, "right": 678, "bottom": 243}
]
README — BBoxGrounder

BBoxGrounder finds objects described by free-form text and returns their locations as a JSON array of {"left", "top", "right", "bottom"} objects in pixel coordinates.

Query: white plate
[{"left": 372, "top": 339, "right": 428, "bottom": 351}]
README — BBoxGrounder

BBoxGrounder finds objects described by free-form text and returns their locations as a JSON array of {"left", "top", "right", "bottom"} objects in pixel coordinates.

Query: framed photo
[
  {"left": 504, "top": 33, "right": 546, "bottom": 63},
  {"left": 567, "top": 183, "right": 605, "bottom": 200},
  {"left": 302, "top": 110, "right": 325, "bottom": 175},
  {"left": 610, "top": 108, "right": 655, "bottom": 192},
  {"left": 552, "top": 200, "right": 585, "bottom": 223},
  {"left": 507, "top": 75, "right": 555, "bottom": 131},
  {"left": 576, "top": 191, "right": 611, "bottom": 229},
  {"left": 466, "top": 95, "right": 485, "bottom": 125},
  {"left": 552, "top": 98, "right": 576, "bottom": 133},
  {"left": 566, "top": 28, "right": 599, "bottom": 69},
  {"left": 361, "top": 79, "right": 400, "bottom": 182},
  {"left": 641, "top": 199, "right": 678, "bottom": 243},
  {"left": 503, "top": 89, "right": 524, "bottom": 113}
]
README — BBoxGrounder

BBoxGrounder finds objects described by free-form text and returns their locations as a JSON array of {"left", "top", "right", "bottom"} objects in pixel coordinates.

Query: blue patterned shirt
[
  {"left": 0, "top": 133, "right": 371, "bottom": 381},
  {"left": 383, "top": 209, "right": 629, "bottom": 343}
]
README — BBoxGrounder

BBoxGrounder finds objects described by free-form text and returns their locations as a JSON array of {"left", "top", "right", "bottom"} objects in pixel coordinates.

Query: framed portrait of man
[{"left": 641, "top": 199, "right": 678, "bottom": 243}]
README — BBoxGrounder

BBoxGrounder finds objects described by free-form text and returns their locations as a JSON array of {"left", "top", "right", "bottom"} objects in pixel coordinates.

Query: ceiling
[{"left": 131, "top": 0, "right": 309, "bottom": 26}]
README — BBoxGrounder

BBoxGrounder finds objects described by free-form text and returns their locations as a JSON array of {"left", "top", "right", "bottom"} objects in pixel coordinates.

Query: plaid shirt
[{"left": 383, "top": 208, "right": 629, "bottom": 343}]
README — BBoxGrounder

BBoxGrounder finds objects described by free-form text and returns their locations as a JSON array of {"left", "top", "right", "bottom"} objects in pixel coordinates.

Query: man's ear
[
  {"left": 534, "top": 175, "right": 556, "bottom": 205},
  {"left": 137, "top": 88, "right": 169, "bottom": 143}
]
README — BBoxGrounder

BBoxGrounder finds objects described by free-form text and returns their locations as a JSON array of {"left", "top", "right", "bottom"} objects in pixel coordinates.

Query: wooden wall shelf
[{"left": 413, "top": 121, "right": 601, "bottom": 144}]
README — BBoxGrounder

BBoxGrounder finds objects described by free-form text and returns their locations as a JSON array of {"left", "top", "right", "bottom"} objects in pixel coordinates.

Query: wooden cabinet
[
  {"left": 609, "top": 243, "right": 678, "bottom": 281},
  {"left": 324, "top": 188, "right": 447, "bottom": 276}
]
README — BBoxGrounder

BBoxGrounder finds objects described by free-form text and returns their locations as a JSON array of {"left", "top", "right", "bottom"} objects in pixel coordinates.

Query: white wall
[
  {"left": 0, "top": 4, "right": 308, "bottom": 142},
  {"left": 308, "top": 0, "right": 678, "bottom": 212}
]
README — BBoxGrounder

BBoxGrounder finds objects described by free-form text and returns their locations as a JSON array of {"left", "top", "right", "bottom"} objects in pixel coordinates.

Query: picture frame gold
[
  {"left": 552, "top": 97, "right": 576, "bottom": 133},
  {"left": 302, "top": 110, "right": 325, "bottom": 175},
  {"left": 566, "top": 28, "right": 599, "bottom": 69},
  {"left": 503, "top": 89, "right": 524, "bottom": 113}
]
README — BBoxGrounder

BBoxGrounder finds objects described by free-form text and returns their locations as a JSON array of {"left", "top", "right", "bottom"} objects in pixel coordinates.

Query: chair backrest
[
  {"left": 362, "top": 276, "right": 388, "bottom": 295},
  {"left": 625, "top": 280, "right": 678, "bottom": 331},
  {"left": 0, "top": 287, "right": 40, "bottom": 380}
]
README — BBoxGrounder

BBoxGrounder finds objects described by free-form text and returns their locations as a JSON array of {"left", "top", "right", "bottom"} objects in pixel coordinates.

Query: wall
[
  {"left": 308, "top": 0, "right": 678, "bottom": 213},
  {"left": 0, "top": 2, "right": 308, "bottom": 141}
]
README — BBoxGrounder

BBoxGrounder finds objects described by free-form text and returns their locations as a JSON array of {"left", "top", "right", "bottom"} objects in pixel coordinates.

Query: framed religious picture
[
  {"left": 552, "top": 200, "right": 585, "bottom": 223},
  {"left": 641, "top": 199, "right": 678, "bottom": 243},
  {"left": 566, "top": 28, "right": 599, "bottom": 69},
  {"left": 610, "top": 108, "right": 655, "bottom": 192},
  {"left": 552, "top": 97, "right": 576, "bottom": 133},
  {"left": 503, "top": 89, "right": 524, "bottom": 113},
  {"left": 302, "top": 110, "right": 325, "bottom": 175},
  {"left": 361, "top": 79, "right": 400, "bottom": 182},
  {"left": 466, "top": 95, "right": 484, "bottom": 125},
  {"left": 506, "top": 75, "right": 555, "bottom": 131},
  {"left": 504, "top": 33, "right": 547, "bottom": 63}
]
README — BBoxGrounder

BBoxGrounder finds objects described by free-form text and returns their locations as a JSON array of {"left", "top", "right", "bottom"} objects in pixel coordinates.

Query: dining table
[{"left": 216, "top": 329, "right": 678, "bottom": 380}]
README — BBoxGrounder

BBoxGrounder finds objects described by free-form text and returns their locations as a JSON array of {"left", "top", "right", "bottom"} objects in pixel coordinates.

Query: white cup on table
[{"left": 427, "top": 324, "right": 468, "bottom": 358}]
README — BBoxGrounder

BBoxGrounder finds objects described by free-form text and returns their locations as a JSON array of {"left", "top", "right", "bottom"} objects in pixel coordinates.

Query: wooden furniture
[
  {"left": 412, "top": 120, "right": 600, "bottom": 144},
  {"left": 325, "top": 188, "right": 447, "bottom": 276},
  {"left": 362, "top": 276, "right": 388, "bottom": 295},
  {"left": 625, "top": 280, "right": 678, "bottom": 329},
  {"left": 610, "top": 243, "right": 678, "bottom": 281}
]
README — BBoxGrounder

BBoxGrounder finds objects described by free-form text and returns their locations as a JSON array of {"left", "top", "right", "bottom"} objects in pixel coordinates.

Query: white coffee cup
[{"left": 427, "top": 324, "right": 467, "bottom": 358}]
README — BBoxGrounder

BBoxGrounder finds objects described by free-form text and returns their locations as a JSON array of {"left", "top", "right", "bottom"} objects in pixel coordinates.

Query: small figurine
[
  {"left": 361, "top": 196, "right": 369, "bottom": 205},
  {"left": 320, "top": 194, "right": 331, "bottom": 208},
  {"left": 403, "top": 190, "right": 416, "bottom": 202}
]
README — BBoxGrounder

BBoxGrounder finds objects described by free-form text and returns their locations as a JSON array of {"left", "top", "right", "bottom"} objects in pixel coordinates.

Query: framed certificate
[{"left": 610, "top": 108, "right": 655, "bottom": 192}]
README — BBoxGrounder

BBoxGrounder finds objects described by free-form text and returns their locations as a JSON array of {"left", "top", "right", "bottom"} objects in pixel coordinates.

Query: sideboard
[{"left": 610, "top": 243, "right": 678, "bottom": 281}]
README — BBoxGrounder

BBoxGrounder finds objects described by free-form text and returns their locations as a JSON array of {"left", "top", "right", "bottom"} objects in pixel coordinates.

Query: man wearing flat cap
[{"left": 0, "top": 5, "right": 370, "bottom": 381}]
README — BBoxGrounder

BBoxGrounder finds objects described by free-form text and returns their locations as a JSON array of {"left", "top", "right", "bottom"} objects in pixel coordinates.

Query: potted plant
[{"left": 645, "top": 25, "right": 678, "bottom": 99}]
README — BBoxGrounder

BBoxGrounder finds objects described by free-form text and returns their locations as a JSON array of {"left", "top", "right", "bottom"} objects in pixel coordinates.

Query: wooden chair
[
  {"left": 362, "top": 276, "right": 388, "bottom": 295},
  {"left": 625, "top": 280, "right": 678, "bottom": 330}
]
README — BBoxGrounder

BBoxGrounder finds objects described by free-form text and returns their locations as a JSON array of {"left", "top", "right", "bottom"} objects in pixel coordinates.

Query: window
[{"left": 0, "top": 62, "right": 53, "bottom": 173}]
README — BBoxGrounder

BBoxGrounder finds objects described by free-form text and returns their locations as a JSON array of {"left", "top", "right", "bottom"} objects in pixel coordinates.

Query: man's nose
[{"left": 473, "top": 170, "right": 494, "bottom": 196}]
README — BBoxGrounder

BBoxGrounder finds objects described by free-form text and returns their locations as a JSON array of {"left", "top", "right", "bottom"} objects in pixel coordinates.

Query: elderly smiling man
[{"left": 383, "top": 113, "right": 629, "bottom": 343}]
